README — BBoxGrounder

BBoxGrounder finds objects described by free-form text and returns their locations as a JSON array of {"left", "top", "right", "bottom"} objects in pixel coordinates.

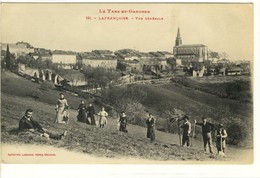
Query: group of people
[
  {"left": 180, "top": 116, "right": 228, "bottom": 155},
  {"left": 77, "top": 100, "right": 109, "bottom": 128},
  {"left": 16, "top": 93, "right": 228, "bottom": 155}
]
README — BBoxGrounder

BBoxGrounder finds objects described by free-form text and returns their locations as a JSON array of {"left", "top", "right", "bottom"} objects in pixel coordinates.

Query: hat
[
  {"left": 183, "top": 115, "right": 189, "bottom": 120},
  {"left": 218, "top": 124, "right": 224, "bottom": 128}
]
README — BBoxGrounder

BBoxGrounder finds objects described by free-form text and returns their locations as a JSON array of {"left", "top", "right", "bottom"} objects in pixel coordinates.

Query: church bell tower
[{"left": 175, "top": 27, "right": 182, "bottom": 47}]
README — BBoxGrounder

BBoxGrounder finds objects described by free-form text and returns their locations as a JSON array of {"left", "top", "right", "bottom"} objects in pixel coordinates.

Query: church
[{"left": 173, "top": 28, "right": 208, "bottom": 63}]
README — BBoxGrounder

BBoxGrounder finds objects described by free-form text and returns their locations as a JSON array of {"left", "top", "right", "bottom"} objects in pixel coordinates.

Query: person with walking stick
[
  {"left": 180, "top": 115, "right": 191, "bottom": 147},
  {"left": 216, "top": 124, "right": 228, "bottom": 155}
]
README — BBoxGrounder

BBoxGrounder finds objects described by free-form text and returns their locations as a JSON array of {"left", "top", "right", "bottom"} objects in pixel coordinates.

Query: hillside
[
  {"left": 103, "top": 80, "right": 253, "bottom": 146},
  {"left": 1, "top": 71, "right": 253, "bottom": 162}
]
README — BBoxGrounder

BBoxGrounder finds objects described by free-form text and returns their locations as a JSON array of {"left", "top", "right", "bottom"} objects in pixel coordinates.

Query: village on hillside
[
  {"left": 1, "top": 28, "right": 251, "bottom": 93},
  {"left": 0, "top": 1, "right": 255, "bottom": 167}
]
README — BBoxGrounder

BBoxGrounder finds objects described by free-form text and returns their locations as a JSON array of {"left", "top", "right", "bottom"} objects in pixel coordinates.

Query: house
[
  {"left": 227, "top": 66, "right": 243, "bottom": 76},
  {"left": 82, "top": 56, "right": 118, "bottom": 70},
  {"left": 92, "top": 50, "right": 114, "bottom": 57},
  {"left": 115, "top": 49, "right": 141, "bottom": 61},
  {"left": 124, "top": 59, "right": 142, "bottom": 72},
  {"left": 51, "top": 50, "right": 77, "bottom": 65},
  {"left": 157, "top": 51, "right": 174, "bottom": 58},
  {"left": 150, "top": 51, "right": 174, "bottom": 59},
  {"left": 157, "top": 58, "right": 168, "bottom": 70},
  {"left": 2, "top": 42, "right": 34, "bottom": 57},
  {"left": 32, "top": 48, "right": 52, "bottom": 61},
  {"left": 117, "top": 62, "right": 132, "bottom": 73}
]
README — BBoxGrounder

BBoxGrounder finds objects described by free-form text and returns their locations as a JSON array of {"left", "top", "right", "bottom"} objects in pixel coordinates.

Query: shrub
[
  {"left": 29, "top": 89, "right": 42, "bottom": 99},
  {"left": 219, "top": 117, "right": 250, "bottom": 146}
]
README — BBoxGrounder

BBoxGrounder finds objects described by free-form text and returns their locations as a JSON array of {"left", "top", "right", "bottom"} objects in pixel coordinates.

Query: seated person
[{"left": 19, "top": 109, "right": 67, "bottom": 140}]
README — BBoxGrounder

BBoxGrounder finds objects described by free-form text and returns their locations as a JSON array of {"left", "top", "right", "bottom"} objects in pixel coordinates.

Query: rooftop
[{"left": 175, "top": 44, "right": 207, "bottom": 48}]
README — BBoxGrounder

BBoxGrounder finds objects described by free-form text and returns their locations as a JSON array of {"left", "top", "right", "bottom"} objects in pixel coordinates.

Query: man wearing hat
[
  {"left": 216, "top": 124, "right": 228, "bottom": 154},
  {"left": 180, "top": 115, "right": 192, "bottom": 147},
  {"left": 195, "top": 117, "right": 214, "bottom": 153}
]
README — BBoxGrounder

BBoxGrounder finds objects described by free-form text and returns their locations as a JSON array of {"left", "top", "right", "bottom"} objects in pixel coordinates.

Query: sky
[{"left": 1, "top": 3, "right": 253, "bottom": 61}]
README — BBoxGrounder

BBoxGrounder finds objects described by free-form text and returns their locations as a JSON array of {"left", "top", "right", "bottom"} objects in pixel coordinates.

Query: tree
[
  {"left": 82, "top": 66, "right": 121, "bottom": 91},
  {"left": 5, "top": 45, "right": 11, "bottom": 70},
  {"left": 16, "top": 55, "right": 33, "bottom": 66},
  {"left": 219, "top": 52, "right": 229, "bottom": 59},
  {"left": 209, "top": 50, "right": 219, "bottom": 59}
]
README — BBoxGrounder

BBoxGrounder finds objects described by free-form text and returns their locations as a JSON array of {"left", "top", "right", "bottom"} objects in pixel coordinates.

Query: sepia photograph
[{"left": 0, "top": 2, "right": 255, "bottom": 167}]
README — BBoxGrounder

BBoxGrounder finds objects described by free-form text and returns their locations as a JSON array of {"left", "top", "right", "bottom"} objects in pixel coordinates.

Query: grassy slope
[
  {"left": 1, "top": 93, "right": 225, "bottom": 161},
  {"left": 137, "top": 83, "right": 252, "bottom": 129},
  {"left": 1, "top": 71, "right": 253, "bottom": 161},
  {"left": 1, "top": 71, "right": 94, "bottom": 110}
]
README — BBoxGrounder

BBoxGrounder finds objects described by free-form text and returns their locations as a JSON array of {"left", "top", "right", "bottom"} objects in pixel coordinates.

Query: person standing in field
[
  {"left": 97, "top": 107, "right": 108, "bottom": 128},
  {"left": 55, "top": 93, "right": 69, "bottom": 124},
  {"left": 195, "top": 117, "right": 214, "bottom": 153},
  {"left": 118, "top": 111, "right": 128, "bottom": 134},
  {"left": 146, "top": 113, "right": 155, "bottom": 142},
  {"left": 77, "top": 100, "right": 87, "bottom": 123},
  {"left": 86, "top": 103, "right": 96, "bottom": 125},
  {"left": 180, "top": 115, "right": 192, "bottom": 147},
  {"left": 216, "top": 124, "right": 228, "bottom": 154}
]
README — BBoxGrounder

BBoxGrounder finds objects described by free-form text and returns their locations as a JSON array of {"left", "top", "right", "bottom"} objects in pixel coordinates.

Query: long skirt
[
  {"left": 119, "top": 123, "right": 128, "bottom": 133},
  {"left": 99, "top": 116, "right": 107, "bottom": 125},
  {"left": 87, "top": 114, "right": 96, "bottom": 125},
  {"left": 147, "top": 127, "right": 155, "bottom": 141},
  {"left": 77, "top": 109, "right": 87, "bottom": 123},
  {"left": 55, "top": 108, "right": 67, "bottom": 124}
]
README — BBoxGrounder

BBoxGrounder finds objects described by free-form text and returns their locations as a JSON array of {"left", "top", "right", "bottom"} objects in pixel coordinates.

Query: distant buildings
[
  {"left": 2, "top": 42, "right": 34, "bottom": 57},
  {"left": 82, "top": 57, "right": 118, "bottom": 70},
  {"left": 51, "top": 50, "right": 77, "bottom": 65},
  {"left": 173, "top": 28, "right": 208, "bottom": 63},
  {"left": 2, "top": 41, "right": 175, "bottom": 73}
]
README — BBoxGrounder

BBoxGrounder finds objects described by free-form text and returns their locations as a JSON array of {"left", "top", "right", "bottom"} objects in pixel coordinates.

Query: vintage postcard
[{"left": 0, "top": 2, "right": 254, "bottom": 166}]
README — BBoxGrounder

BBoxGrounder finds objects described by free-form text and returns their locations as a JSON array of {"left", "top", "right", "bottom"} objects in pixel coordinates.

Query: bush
[
  {"left": 219, "top": 117, "right": 250, "bottom": 146},
  {"left": 29, "top": 89, "right": 42, "bottom": 99}
]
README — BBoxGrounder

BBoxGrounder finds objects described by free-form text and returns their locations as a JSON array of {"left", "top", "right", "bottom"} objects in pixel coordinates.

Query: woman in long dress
[
  {"left": 77, "top": 100, "right": 87, "bottom": 123},
  {"left": 119, "top": 111, "right": 128, "bottom": 133},
  {"left": 98, "top": 107, "right": 108, "bottom": 128},
  {"left": 55, "top": 93, "right": 69, "bottom": 124},
  {"left": 146, "top": 113, "right": 155, "bottom": 142}
]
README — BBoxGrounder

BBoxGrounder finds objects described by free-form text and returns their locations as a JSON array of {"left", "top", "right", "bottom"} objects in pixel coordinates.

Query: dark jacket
[
  {"left": 19, "top": 116, "right": 44, "bottom": 133},
  {"left": 119, "top": 116, "right": 127, "bottom": 125},
  {"left": 196, "top": 122, "right": 214, "bottom": 135},
  {"left": 86, "top": 106, "right": 95, "bottom": 116},
  {"left": 146, "top": 118, "right": 155, "bottom": 128}
]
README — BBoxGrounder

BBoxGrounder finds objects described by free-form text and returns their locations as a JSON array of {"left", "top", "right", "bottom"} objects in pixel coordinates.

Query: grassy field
[
  {"left": 102, "top": 76, "right": 253, "bottom": 146},
  {"left": 2, "top": 93, "right": 228, "bottom": 162},
  {"left": 1, "top": 71, "right": 253, "bottom": 161},
  {"left": 130, "top": 82, "right": 253, "bottom": 129}
]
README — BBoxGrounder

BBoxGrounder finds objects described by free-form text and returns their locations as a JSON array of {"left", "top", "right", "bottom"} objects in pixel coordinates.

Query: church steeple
[{"left": 175, "top": 27, "right": 182, "bottom": 46}]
